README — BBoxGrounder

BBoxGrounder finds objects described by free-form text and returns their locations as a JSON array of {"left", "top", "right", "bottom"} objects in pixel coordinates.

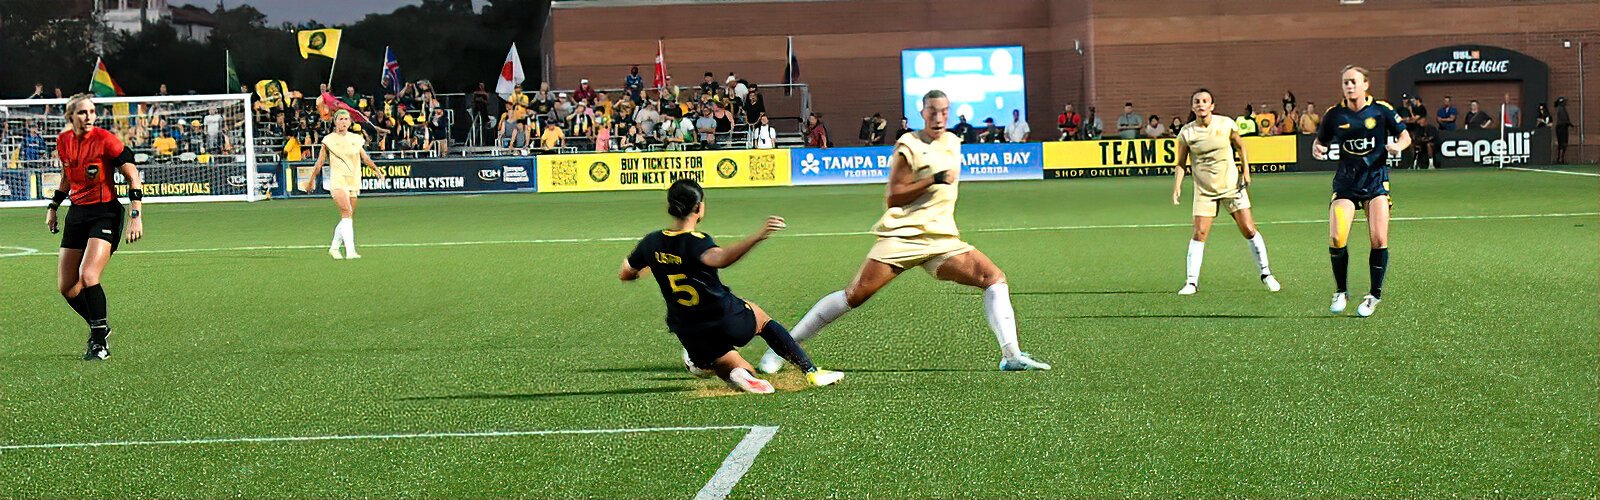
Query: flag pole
[
  {"left": 225, "top": 50, "right": 231, "bottom": 92},
  {"left": 327, "top": 52, "right": 338, "bottom": 89}
]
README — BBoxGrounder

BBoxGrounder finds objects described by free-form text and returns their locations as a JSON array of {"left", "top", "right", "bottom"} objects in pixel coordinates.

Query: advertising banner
[
  {"left": 289, "top": 157, "right": 536, "bottom": 196},
  {"left": 538, "top": 149, "right": 790, "bottom": 192},
  {"left": 1044, "top": 135, "right": 1307, "bottom": 179},
  {"left": 790, "top": 143, "right": 1043, "bottom": 185}
]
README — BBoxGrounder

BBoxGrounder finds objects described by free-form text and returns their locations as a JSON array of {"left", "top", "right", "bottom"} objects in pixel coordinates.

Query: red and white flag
[
  {"left": 496, "top": 43, "right": 525, "bottom": 101},
  {"left": 652, "top": 39, "right": 668, "bottom": 90}
]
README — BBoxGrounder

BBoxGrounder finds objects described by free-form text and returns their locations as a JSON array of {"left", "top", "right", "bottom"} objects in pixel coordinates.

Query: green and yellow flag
[
  {"left": 90, "top": 57, "right": 124, "bottom": 97},
  {"left": 226, "top": 50, "right": 241, "bottom": 92},
  {"left": 297, "top": 29, "right": 342, "bottom": 60}
]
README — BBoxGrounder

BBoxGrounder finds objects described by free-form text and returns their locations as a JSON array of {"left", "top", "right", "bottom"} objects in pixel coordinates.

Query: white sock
[
  {"left": 338, "top": 218, "right": 356, "bottom": 255},
  {"left": 983, "top": 283, "right": 1022, "bottom": 359},
  {"left": 1186, "top": 239, "right": 1206, "bottom": 284},
  {"left": 1246, "top": 232, "right": 1271, "bottom": 275},
  {"left": 789, "top": 290, "right": 851, "bottom": 343},
  {"left": 329, "top": 221, "right": 344, "bottom": 251}
]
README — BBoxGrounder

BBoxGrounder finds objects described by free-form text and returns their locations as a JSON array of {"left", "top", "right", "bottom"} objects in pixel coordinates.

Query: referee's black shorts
[{"left": 61, "top": 202, "right": 124, "bottom": 254}]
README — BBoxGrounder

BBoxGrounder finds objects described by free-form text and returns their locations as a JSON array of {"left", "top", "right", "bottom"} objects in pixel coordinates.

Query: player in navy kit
[
  {"left": 620, "top": 179, "right": 843, "bottom": 393},
  {"left": 45, "top": 94, "right": 147, "bottom": 360},
  {"left": 1312, "top": 66, "right": 1411, "bottom": 317}
]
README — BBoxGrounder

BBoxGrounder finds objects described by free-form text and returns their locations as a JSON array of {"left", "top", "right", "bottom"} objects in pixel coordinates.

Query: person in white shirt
[
  {"left": 751, "top": 113, "right": 777, "bottom": 149},
  {"left": 1006, "top": 109, "right": 1030, "bottom": 143}
]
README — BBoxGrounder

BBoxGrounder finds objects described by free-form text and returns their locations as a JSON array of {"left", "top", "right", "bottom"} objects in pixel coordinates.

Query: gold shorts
[
  {"left": 866, "top": 236, "right": 976, "bottom": 273},
  {"left": 326, "top": 176, "right": 361, "bottom": 197},
  {"left": 1193, "top": 189, "right": 1250, "bottom": 218}
]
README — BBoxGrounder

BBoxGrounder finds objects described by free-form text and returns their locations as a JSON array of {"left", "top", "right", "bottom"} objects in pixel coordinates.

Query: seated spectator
[
  {"left": 1058, "top": 104, "right": 1082, "bottom": 140},
  {"left": 1006, "top": 109, "right": 1030, "bottom": 143},
  {"left": 804, "top": 113, "right": 831, "bottom": 148},
  {"left": 699, "top": 72, "right": 718, "bottom": 96},
  {"left": 662, "top": 75, "right": 680, "bottom": 103},
  {"left": 1117, "top": 103, "right": 1141, "bottom": 139},
  {"left": 1411, "top": 116, "right": 1439, "bottom": 169},
  {"left": 554, "top": 93, "right": 575, "bottom": 125},
  {"left": 153, "top": 133, "right": 178, "bottom": 158},
  {"left": 540, "top": 121, "right": 566, "bottom": 152},
  {"left": 1082, "top": 107, "right": 1103, "bottom": 140},
  {"left": 574, "top": 79, "right": 597, "bottom": 104},
  {"left": 498, "top": 103, "right": 528, "bottom": 148},
  {"left": 1168, "top": 116, "right": 1184, "bottom": 137},
  {"left": 571, "top": 102, "right": 596, "bottom": 139},
  {"left": 634, "top": 102, "right": 662, "bottom": 143},
  {"left": 621, "top": 123, "right": 645, "bottom": 151},
  {"left": 1142, "top": 115, "right": 1166, "bottom": 138}
]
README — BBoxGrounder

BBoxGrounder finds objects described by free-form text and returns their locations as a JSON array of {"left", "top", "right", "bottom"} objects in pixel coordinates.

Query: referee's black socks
[
  {"left": 758, "top": 320, "right": 817, "bottom": 373},
  {"left": 82, "top": 284, "right": 110, "bottom": 343},
  {"left": 64, "top": 292, "right": 91, "bottom": 323},
  {"left": 1369, "top": 248, "right": 1389, "bottom": 299},
  {"left": 1329, "top": 246, "right": 1350, "bottom": 293}
]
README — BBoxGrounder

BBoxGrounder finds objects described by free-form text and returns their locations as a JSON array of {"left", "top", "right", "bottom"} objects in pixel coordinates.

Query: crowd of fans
[{"left": 3, "top": 82, "right": 248, "bottom": 169}]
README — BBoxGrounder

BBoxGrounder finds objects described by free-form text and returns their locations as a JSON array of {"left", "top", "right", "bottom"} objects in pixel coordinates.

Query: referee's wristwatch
[{"left": 130, "top": 209, "right": 141, "bottom": 219}]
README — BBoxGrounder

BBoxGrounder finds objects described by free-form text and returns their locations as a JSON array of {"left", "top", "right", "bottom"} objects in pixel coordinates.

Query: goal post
[{"left": 0, "top": 93, "right": 262, "bottom": 208}]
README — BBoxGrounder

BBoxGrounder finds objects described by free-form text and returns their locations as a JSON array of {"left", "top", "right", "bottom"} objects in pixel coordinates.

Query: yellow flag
[{"left": 297, "top": 29, "right": 342, "bottom": 60}]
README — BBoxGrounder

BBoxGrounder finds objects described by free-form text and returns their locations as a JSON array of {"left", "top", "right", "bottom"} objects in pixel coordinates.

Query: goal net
[{"left": 0, "top": 93, "right": 260, "bottom": 207}]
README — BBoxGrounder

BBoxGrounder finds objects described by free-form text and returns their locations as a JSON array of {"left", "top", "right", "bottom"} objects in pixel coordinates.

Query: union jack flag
[{"left": 381, "top": 46, "right": 402, "bottom": 94}]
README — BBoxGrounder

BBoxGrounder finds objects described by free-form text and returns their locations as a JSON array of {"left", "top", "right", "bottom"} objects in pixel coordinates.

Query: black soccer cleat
[{"left": 83, "top": 341, "right": 110, "bottom": 361}]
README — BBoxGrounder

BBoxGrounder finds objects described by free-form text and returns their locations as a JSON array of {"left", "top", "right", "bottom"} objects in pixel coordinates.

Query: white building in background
[{"left": 99, "top": 0, "right": 217, "bottom": 42}]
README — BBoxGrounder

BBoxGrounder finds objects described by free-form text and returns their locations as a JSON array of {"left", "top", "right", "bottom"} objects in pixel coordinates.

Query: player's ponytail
[{"left": 667, "top": 178, "right": 703, "bottom": 219}]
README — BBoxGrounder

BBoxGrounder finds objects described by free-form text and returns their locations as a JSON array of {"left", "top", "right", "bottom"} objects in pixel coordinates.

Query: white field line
[
  {"left": 1502, "top": 166, "right": 1600, "bottom": 177},
  {"left": 4, "top": 212, "right": 1596, "bottom": 259},
  {"left": 694, "top": 425, "right": 781, "bottom": 500}
]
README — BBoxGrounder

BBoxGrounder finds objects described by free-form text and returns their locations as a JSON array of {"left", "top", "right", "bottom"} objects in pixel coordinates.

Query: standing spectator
[
  {"left": 1169, "top": 116, "right": 1185, "bottom": 137},
  {"left": 26, "top": 82, "right": 44, "bottom": 99},
  {"left": 742, "top": 85, "right": 766, "bottom": 124},
  {"left": 622, "top": 123, "right": 645, "bottom": 151},
  {"left": 712, "top": 102, "right": 735, "bottom": 145},
  {"left": 1299, "top": 102, "right": 1319, "bottom": 135},
  {"left": 540, "top": 121, "right": 565, "bottom": 152},
  {"left": 699, "top": 72, "right": 718, "bottom": 96},
  {"left": 804, "top": 113, "right": 831, "bottom": 148},
  {"left": 595, "top": 116, "right": 612, "bottom": 152},
  {"left": 341, "top": 86, "right": 363, "bottom": 110},
  {"left": 158, "top": 83, "right": 170, "bottom": 96},
  {"left": 1555, "top": 97, "right": 1572, "bottom": 163},
  {"left": 952, "top": 115, "right": 977, "bottom": 143},
  {"left": 1436, "top": 96, "right": 1458, "bottom": 130},
  {"left": 624, "top": 65, "right": 644, "bottom": 104},
  {"left": 1282, "top": 91, "right": 1296, "bottom": 119},
  {"left": 1007, "top": 109, "right": 1030, "bottom": 143},
  {"left": 554, "top": 93, "right": 575, "bottom": 125},
  {"left": 1236, "top": 104, "right": 1258, "bottom": 136},
  {"left": 634, "top": 101, "right": 662, "bottom": 142},
  {"left": 573, "top": 79, "right": 597, "bottom": 104},
  {"left": 1116, "top": 102, "right": 1141, "bottom": 139},
  {"left": 860, "top": 113, "right": 887, "bottom": 145},
  {"left": 21, "top": 122, "right": 46, "bottom": 161},
  {"left": 751, "top": 113, "right": 777, "bottom": 149},
  {"left": 1281, "top": 105, "right": 1299, "bottom": 135},
  {"left": 1535, "top": 102, "right": 1552, "bottom": 129},
  {"left": 533, "top": 83, "right": 555, "bottom": 124},
  {"left": 1464, "top": 100, "right": 1493, "bottom": 130},
  {"left": 978, "top": 118, "right": 1001, "bottom": 143},
  {"left": 1407, "top": 95, "right": 1427, "bottom": 136},
  {"left": 471, "top": 83, "right": 492, "bottom": 142},
  {"left": 1502, "top": 93, "right": 1521, "bottom": 129},
  {"left": 428, "top": 108, "right": 450, "bottom": 156},
  {"left": 894, "top": 117, "right": 913, "bottom": 139},
  {"left": 1142, "top": 115, "right": 1165, "bottom": 138},
  {"left": 1411, "top": 116, "right": 1439, "bottom": 170},
  {"left": 695, "top": 106, "right": 718, "bottom": 149},
  {"left": 1057, "top": 103, "right": 1082, "bottom": 140},
  {"left": 662, "top": 75, "right": 680, "bottom": 103},
  {"left": 1395, "top": 95, "right": 1415, "bottom": 141},
  {"left": 1254, "top": 103, "right": 1277, "bottom": 136},
  {"left": 1082, "top": 107, "right": 1103, "bottom": 140},
  {"left": 572, "top": 102, "right": 597, "bottom": 141}
]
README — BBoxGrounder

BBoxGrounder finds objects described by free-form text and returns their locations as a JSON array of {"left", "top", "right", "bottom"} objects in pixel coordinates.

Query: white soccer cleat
[
  {"left": 1262, "top": 274, "right": 1282, "bottom": 292},
  {"left": 1177, "top": 283, "right": 1198, "bottom": 295},
  {"left": 1356, "top": 295, "right": 1381, "bottom": 317},
  {"left": 1330, "top": 292, "right": 1349, "bottom": 314},
  {"left": 329, "top": 248, "right": 344, "bottom": 260},
  {"left": 999, "top": 352, "right": 1052, "bottom": 371},
  {"left": 345, "top": 252, "right": 362, "bottom": 260},
  {"left": 728, "top": 368, "right": 775, "bottom": 394},
  {"left": 756, "top": 350, "right": 785, "bottom": 374},
  {"left": 682, "top": 349, "right": 713, "bottom": 379},
  {"left": 805, "top": 369, "right": 844, "bottom": 387}
]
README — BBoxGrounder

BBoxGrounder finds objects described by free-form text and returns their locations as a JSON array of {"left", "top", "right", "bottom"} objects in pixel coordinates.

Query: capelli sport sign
[{"left": 1424, "top": 50, "right": 1510, "bottom": 76}]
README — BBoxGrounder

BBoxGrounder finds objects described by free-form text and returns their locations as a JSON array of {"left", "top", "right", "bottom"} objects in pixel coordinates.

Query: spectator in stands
[
  {"left": 1411, "top": 116, "right": 1438, "bottom": 170},
  {"left": 1555, "top": 97, "right": 1572, "bottom": 163},
  {"left": 1007, "top": 109, "right": 1030, "bottom": 143},
  {"left": 621, "top": 122, "right": 645, "bottom": 151},
  {"left": 1407, "top": 95, "right": 1427, "bottom": 136},
  {"left": 21, "top": 122, "right": 46, "bottom": 161},
  {"left": 595, "top": 92, "right": 615, "bottom": 123},
  {"left": 695, "top": 105, "right": 718, "bottom": 149},
  {"left": 700, "top": 72, "right": 718, "bottom": 96},
  {"left": 1437, "top": 96, "right": 1458, "bottom": 130},
  {"left": 531, "top": 83, "right": 554, "bottom": 123},
  {"left": 205, "top": 108, "right": 223, "bottom": 148},
  {"left": 634, "top": 101, "right": 662, "bottom": 142},
  {"left": 554, "top": 93, "right": 575, "bottom": 125},
  {"left": 1281, "top": 105, "right": 1299, "bottom": 135},
  {"left": 1535, "top": 102, "right": 1552, "bottom": 129},
  {"left": 1058, "top": 104, "right": 1082, "bottom": 141},
  {"left": 158, "top": 83, "right": 170, "bottom": 96},
  {"left": 472, "top": 82, "right": 492, "bottom": 134},
  {"left": 895, "top": 117, "right": 913, "bottom": 139},
  {"left": 1236, "top": 104, "right": 1258, "bottom": 136},
  {"left": 540, "top": 121, "right": 566, "bottom": 152},
  {"left": 733, "top": 78, "right": 750, "bottom": 102},
  {"left": 712, "top": 102, "right": 735, "bottom": 144},
  {"left": 1142, "top": 115, "right": 1165, "bottom": 139},
  {"left": 1502, "top": 93, "right": 1521, "bottom": 129},
  {"left": 751, "top": 113, "right": 777, "bottom": 149},
  {"left": 624, "top": 65, "right": 644, "bottom": 104},
  {"left": 1082, "top": 107, "right": 1104, "bottom": 140},
  {"left": 1464, "top": 100, "right": 1493, "bottom": 130},
  {"left": 1116, "top": 102, "right": 1141, "bottom": 139},
  {"left": 185, "top": 120, "right": 206, "bottom": 154},
  {"left": 1169, "top": 116, "right": 1184, "bottom": 137},
  {"left": 805, "top": 113, "right": 831, "bottom": 148},
  {"left": 978, "top": 118, "right": 1003, "bottom": 143},
  {"left": 1299, "top": 102, "right": 1319, "bottom": 135},
  {"left": 742, "top": 85, "right": 766, "bottom": 125},
  {"left": 498, "top": 103, "right": 528, "bottom": 148},
  {"left": 429, "top": 108, "right": 450, "bottom": 156},
  {"left": 1255, "top": 103, "right": 1277, "bottom": 136},
  {"left": 861, "top": 113, "right": 887, "bottom": 145},
  {"left": 153, "top": 132, "right": 177, "bottom": 159},
  {"left": 341, "top": 86, "right": 363, "bottom": 110},
  {"left": 952, "top": 115, "right": 977, "bottom": 143},
  {"left": 573, "top": 101, "right": 597, "bottom": 143},
  {"left": 595, "top": 116, "right": 613, "bottom": 152},
  {"left": 573, "top": 79, "right": 597, "bottom": 105},
  {"left": 675, "top": 109, "right": 698, "bottom": 148},
  {"left": 1282, "top": 91, "right": 1296, "bottom": 118},
  {"left": 27, "top": 83, "right": 44, "bottom": 100},
  {"left": 662, "top": 75, "right": 680, "bottom": 103}
]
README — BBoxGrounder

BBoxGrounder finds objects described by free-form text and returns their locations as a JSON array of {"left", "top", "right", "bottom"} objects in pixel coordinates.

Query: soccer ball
[{"left": 682, "top": 349, "right": 713, "bottom": 378}]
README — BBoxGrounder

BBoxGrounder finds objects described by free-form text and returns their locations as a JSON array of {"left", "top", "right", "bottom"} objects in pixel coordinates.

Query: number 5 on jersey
[{"left": 667, "top": 274, "right": 700, "bottom": 306}]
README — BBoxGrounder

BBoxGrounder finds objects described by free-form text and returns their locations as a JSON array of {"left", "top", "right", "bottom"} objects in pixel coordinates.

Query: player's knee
[
  {"left": 844, "top": 287, "right": 873, "bottom": 308},
  {"left": 979, "top": 271, "right": 1006, "bottom": 289},
  {"left": 77, "top": 272, "right": 101, "bottom": 288},
  {"left": 1192, "top": 228, "right": 1209, "bottom": 242},
  {"left": 1370, "top": 236, "right": 1388, "bottom": 248},
  {"left": 58, "top": 282, "right": 77, "bottom": 296}
]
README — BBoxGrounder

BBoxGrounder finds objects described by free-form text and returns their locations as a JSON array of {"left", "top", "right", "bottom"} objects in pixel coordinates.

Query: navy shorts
[{"left": 671, "top": 300, "right": 757, "bottom": 369}]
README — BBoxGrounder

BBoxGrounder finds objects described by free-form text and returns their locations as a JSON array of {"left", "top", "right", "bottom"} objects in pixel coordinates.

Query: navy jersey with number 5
[
  {"left": 627, "top": 230, "right": 741, "bottom": 331},
  {"left": 1317, "top": 96, "right": 1405, "bottom": 200}
]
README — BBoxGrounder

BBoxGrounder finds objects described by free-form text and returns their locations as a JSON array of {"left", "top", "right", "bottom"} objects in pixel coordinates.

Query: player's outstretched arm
[
  {"left": 700, "top": 216, "right": 786, "bottom": 269},
  {"left": 885, "top": 148, "right": 944, "bottom": 208}
]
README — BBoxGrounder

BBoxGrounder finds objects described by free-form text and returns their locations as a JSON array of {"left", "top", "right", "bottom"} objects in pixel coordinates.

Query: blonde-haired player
[
  {"left": 302, "top": 110, "right": 384, "bottom": 259},
  {"left": 758, "top": 89, "right": 1050, "bottom": 373},
  {"left": 1170, "top": 88, "right": 1280, "bottom": 295}
]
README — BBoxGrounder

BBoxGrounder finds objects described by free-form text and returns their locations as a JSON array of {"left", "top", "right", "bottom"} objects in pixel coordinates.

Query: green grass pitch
[{"left": 1, "top": 167, "right": 1595, "bottom": 498}]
